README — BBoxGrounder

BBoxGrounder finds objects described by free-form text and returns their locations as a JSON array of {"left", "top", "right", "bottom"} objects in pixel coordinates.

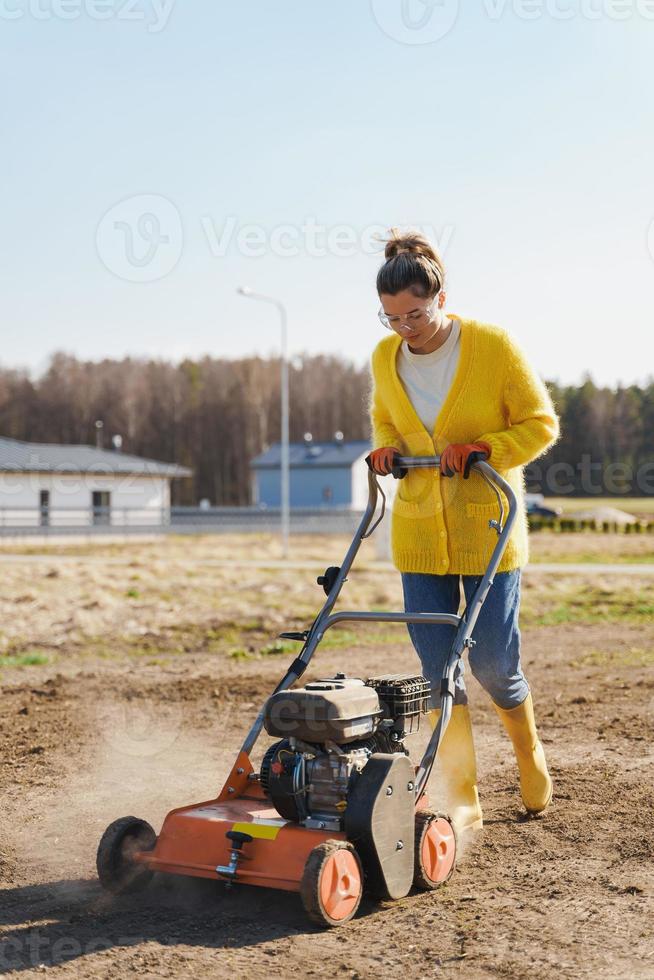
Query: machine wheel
[
  {"left": 300, "top": 840, "right": 363, "bottom": 928},
  {"left": 413, "top": 810, "right": 456, "bottom": 890},
  {"left": 97, "top": 816, "right": 156, "bottom": 895}
]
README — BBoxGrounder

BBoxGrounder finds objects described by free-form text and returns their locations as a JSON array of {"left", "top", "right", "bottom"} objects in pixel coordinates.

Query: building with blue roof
[{"left": 250, "top": 433, "right": 372, "bottom": 509}]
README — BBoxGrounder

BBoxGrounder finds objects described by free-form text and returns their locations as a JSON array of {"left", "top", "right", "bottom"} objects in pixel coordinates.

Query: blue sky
[{"left": 2, "top": 0, "right": 653, "bottom": 385}]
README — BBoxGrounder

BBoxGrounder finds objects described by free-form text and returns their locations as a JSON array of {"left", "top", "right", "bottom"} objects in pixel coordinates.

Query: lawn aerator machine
[{"left": 97, "top": 454, "right": 517, "bottom": 927}]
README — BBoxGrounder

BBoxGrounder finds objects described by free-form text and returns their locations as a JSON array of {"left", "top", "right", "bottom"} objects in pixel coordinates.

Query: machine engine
[{"left": 260, "top": 673, "right": 430, "bottom": 830}]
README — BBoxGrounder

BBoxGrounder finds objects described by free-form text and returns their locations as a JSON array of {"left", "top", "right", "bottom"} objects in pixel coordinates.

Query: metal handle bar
[
  {"left": 240, "top": 454, "right": 518, "bottom": 801},
  {"left": 391, "top": 456, "right": 519, "bottom": 796},
  {"left": 386, "top": 453, "right": 513, "bottom": 531}
]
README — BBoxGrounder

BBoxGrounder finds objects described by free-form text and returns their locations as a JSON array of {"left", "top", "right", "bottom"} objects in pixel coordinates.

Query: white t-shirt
[{"left": 397, "top": 318, "right": 461, "bottom": 433}]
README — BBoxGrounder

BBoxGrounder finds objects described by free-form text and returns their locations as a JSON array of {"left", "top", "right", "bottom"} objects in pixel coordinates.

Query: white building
[{"left": 0, "top": 436, "right": 192, "bottom": 530}]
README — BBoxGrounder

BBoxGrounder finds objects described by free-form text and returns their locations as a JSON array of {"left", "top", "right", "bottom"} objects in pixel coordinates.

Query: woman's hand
[
  {"left": 440, "top": 442, "right": 491, "bottom": 479},
  {"left": 367, "top": 447, "right": 398, "bottom": 475}
]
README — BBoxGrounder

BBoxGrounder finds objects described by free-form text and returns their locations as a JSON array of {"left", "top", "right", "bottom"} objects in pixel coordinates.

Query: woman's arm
[
  {"left": 368, "top": 353, "right": 404, "bottom": 452},
  {"left": 477, "top": 333, "right": 560, "bottom": 470}
]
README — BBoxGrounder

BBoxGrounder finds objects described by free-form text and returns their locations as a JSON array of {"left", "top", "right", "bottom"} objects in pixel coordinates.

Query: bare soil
[{"left": 0, "top": 538, "right": 653, "bottom": 978}]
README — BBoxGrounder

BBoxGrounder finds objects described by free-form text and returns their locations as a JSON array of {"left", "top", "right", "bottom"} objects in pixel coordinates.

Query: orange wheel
[
  {"left": 414, "top": 810, "right": 456, "bottom": 890},
  {"left": 300, "top": 840, "right": 363, "bottom": 927}
]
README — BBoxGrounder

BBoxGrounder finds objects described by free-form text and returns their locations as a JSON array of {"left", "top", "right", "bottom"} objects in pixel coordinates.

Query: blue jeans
[{"left": 400, "top": 570, "right": 529, "bottom": 710}]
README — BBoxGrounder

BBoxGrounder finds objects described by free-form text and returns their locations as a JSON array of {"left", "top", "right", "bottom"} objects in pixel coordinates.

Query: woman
[{"left": 368, "top": 229, "right": 559, "bottom": 834}]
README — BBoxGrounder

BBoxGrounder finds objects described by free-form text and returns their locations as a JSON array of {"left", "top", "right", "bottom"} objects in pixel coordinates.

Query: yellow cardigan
[{"left": 369, "top": 317, "right": 559, "bottom": 575}]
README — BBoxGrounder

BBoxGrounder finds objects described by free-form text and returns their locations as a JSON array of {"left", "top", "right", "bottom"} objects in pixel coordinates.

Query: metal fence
[
  {"left": 0, "top": 505, "right": 368, "bottom": 536},
  {"left": 170, "top": 506, "right": 366, "bottom": 534}
]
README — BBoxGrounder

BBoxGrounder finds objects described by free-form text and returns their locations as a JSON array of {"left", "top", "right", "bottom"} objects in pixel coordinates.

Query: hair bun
[
  {"left": 384, "top": 228, "right": 438, "bottom": 262},
  {"left": 376, "top": 226, "right": 445, "bottom": 298}
]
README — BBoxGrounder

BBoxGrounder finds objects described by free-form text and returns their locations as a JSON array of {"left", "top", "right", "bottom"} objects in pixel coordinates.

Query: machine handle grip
[
  {"left": 461, "top": 449, "right": 489, "bottom": 480},
  {"left": 390, "top": 451, "right": 408, "bottom": 480},
  {"left": 364, "top": 450, "right": 408, "bottom": 480},
  {"left": 366, "top": 451, "right": 496, "bottom": 482}
]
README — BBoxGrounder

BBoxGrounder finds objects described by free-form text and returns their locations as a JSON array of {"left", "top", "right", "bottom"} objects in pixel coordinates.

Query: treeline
[
  {"left": 539, "top": 378, "right": 654, "bottom": 496},
  {"left": 0, "top": 354, "right": 652, "bottom": 503},
  {"left": 0, "top": 352, "right": 371, "bottom": 505}
]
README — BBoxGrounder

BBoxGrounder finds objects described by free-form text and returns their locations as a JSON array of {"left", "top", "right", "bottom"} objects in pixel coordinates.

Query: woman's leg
[
  {"left": 401, "top": 572, "right": 483, "bottom": 833},
  {"left": 462, "top": 570, "right": 552, "bottom": 814},
  {"left": 461, "top": 569, "right": 528, "bottom": 709},
  {"left": 400, "top": 572, "right": 465, "bottom": 706}
]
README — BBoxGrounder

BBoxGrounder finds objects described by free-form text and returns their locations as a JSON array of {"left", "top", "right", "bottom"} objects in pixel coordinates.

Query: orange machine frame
[{"left": 131, "top": 457, "right": 516, "bottom": 894}]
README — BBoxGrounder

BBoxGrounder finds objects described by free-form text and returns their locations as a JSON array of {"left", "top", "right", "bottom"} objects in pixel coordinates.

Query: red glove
[
  {"left": 440, "top": 442, "right": 491, "bottom": 479},
  {"left": 367, "top": 447, "right": 398, "bottom": 475}
]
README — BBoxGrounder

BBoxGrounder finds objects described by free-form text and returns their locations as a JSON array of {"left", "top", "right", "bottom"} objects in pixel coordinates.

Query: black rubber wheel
[
  {"left": 413, "top": 810, "right": 457, "bottom": 890},
  {"left": 300, "top": 840, "right": 363, "bottom": 928},
  {"left": 96, "top": 816, "right": 156, "bottom": 895}
]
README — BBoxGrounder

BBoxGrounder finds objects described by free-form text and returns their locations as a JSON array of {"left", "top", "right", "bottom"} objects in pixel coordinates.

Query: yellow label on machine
[{"left": 231, "top": 820, "right": 285, "bottom": 840}]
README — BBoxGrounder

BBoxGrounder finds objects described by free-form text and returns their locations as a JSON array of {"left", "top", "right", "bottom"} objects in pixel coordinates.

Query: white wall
[
  {"left": 351, "top": 452, "right": 398, "bottom": 507},
  {"left": 350, "top": 452, "right": 373, "bottom": 509},
  {"left": 350, "top": 454, "right": 397, "bottom": 560},
  {"left": 0, "top": 472, "right": 171, "bottom": 528}
]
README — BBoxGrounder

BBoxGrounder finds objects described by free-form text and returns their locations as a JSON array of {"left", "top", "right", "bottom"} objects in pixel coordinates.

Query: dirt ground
[{"left": 0, "top": 535, "right": 653, "bottom": 979}]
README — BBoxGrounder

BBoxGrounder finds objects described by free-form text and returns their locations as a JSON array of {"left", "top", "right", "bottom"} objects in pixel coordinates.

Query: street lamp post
[{"left": 237, "top": 287, "right": 290, "bottom": 559}]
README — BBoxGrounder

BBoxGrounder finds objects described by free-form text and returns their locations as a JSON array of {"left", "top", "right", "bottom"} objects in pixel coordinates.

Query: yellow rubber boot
[
  {"left": 429, "top": 704, "right": 483, "bottom": 834},
  {"left": 493, "top": 692, "right": 553, "bottom": 814}
]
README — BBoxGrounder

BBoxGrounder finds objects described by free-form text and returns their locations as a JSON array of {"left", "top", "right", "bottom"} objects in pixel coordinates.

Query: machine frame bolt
[
  {"left": 386, "top": 786, "right": 393, "bottom": 796},
  {"left": 227, "top": 787, "right": 235, "bottom": 794}
]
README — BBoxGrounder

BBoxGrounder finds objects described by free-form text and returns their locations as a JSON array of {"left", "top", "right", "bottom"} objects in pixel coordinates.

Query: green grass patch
[
  {"left": 228, "top": 647, "right": 254, "bottom": 661},
  {"left": 0, "top": 651, "right": 49, "bottom": 668},
  {"left": 73, "top": 620, "right": 270, "bottom": 662},
  {"left": 521, "top": 584, "right": 654, "bottom": 627},
  {"left": 364, "top": 624, "right": 410, "bottom": 645},
  {"left": 530, "top": 551, "right": 654, "bottom": 565},
  {"left": 259, "top": 639, "right": 297, "bottom": 656},
  {"left": 573, "top": 647, "right": 654, "bottom": 668},
  {"left": 319, "top": 629, "right": 357, "bottom": 650}
]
